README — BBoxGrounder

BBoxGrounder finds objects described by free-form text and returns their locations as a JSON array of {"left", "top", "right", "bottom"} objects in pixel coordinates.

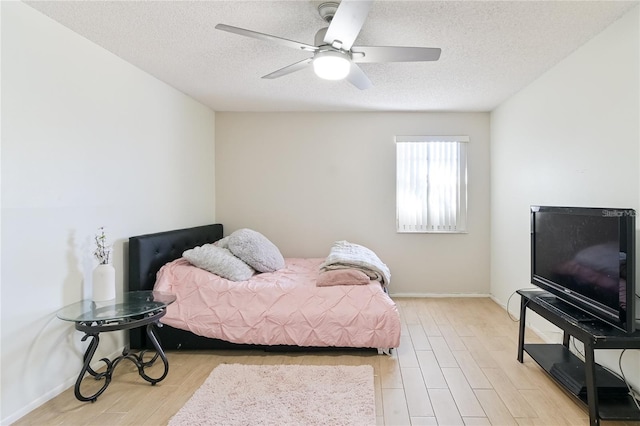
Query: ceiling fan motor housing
[
  {"left": 314, "top": 27, "right": 329, "bottom": 46},
  {"left": 318, "top": 2, "right": 339, "bottom": 22}
]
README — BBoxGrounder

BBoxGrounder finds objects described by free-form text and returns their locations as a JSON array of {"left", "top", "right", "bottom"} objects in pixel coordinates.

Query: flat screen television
[{"left": 530, "top": 206, "right": 636, "bottom": 333}]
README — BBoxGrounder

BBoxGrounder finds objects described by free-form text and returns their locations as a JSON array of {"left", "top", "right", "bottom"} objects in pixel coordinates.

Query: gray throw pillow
[
  {"left": 227, "top": 228, "right": 285, "bottom": 273},
  {"left": 183, "top": 244, "right": 255, "bottom": 281}
]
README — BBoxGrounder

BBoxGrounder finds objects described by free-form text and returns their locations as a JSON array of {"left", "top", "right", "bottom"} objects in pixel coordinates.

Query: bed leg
[{"left": 377, "top": 348, "right": 392, "bottom": 356}]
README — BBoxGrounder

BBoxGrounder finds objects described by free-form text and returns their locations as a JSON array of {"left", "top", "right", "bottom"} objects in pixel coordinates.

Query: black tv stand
[{"left": 517, "top": 290, "right": 640, "bottom": 426}]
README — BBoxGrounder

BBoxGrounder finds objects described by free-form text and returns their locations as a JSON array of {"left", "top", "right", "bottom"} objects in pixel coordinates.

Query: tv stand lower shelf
[
  {"left": 517, "top": 290, "right": 640, "bottom": 426},
  {"left": 523, "top": 343, "right": 637, "bottom": 420}
]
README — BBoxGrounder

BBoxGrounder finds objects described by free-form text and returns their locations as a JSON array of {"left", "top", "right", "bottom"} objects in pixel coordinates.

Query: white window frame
[{"left": 396, "top": 135, "right": 468, "bottom": 233}]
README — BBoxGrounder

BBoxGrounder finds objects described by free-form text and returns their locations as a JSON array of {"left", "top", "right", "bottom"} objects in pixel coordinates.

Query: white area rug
[{"left": 169, "top": 363, "right": 375, "bottom": 426}]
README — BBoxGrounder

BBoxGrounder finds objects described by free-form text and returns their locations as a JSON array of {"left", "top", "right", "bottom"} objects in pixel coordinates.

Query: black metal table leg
[
  {"left": 74, "top": 333, "right": 112, "bottom": 402},
  {"left": 126, "top": 323, "right": 169, "bottom": 384}
]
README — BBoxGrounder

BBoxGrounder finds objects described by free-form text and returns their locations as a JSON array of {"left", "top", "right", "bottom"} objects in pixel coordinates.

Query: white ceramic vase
[{"left": 92, "top": 263, "right": 116, "bottom": 302}]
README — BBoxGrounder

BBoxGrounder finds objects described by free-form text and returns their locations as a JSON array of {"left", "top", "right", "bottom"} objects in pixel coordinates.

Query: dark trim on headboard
[
  {"left": 128, "top": 224, "right": 223, "bottom": 292},
  {"left": 128, "top": 224, "right": 223, "bottom": 349}
]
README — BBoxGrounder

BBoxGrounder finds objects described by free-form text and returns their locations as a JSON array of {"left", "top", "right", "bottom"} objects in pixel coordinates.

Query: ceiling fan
[{"left": 215, "top": 0, "right": 441, "bottom": 90}]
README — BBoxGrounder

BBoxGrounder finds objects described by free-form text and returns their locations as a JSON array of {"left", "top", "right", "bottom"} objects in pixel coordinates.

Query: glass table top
[{"left": 56, "top": 291, "right": 176, "bottom": 322}]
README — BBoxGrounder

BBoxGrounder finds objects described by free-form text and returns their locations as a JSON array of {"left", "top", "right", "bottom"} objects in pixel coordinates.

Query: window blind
[{"left": 396, "top": 136, "right": 468, "bottom": 233}]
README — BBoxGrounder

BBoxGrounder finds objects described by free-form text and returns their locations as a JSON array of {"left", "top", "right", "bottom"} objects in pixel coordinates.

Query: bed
[{"left": 128, "top": 224, "right": 401, "bottom": 353}]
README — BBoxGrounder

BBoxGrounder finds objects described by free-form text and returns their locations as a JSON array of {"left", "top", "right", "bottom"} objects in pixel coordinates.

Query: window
[{"left": 396, "top": 136, "right": 468, "bottom": 233}]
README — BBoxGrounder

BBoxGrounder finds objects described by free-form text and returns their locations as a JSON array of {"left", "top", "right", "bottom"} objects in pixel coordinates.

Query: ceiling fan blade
[
  {"left": 346, "top": 63, "right": 373, "bottom": 90},
  {"left": 262, "top": 58, "right": 313, "bottom": 79},
  {"left": 323, "top": 0, "right": 373, "bottom": 50},
  {"left": 215, "top": 24, "right": 317, "bottom": 52},
  {"left": 351, "top": 46, "right": 442, "bottom": 63}
]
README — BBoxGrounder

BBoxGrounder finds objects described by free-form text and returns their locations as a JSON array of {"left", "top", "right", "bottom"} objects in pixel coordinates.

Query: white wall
[
  {"left": 216, "top": 112, "right": 491, "bottom": 296},
  {"left": 491, "top": 6, "right": 639, "bottom": 388},
  {"left": 1, "top": 2, "right": 216, "bottom": 423}
]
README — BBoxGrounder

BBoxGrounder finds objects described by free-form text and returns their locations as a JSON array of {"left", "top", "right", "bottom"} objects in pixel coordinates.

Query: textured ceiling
[{"left": 25, "top": 0, "right": 638, "bottom": 112}]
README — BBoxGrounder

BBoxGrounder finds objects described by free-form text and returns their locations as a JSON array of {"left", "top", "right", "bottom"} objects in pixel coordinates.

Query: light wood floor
[{"left": 14, "top": 297, "right": 640, "bottom": 425}]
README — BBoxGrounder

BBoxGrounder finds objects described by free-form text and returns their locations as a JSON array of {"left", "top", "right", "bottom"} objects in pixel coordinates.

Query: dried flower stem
[{"left": 94, "top": 227, "right": 111, "bottom": 265}]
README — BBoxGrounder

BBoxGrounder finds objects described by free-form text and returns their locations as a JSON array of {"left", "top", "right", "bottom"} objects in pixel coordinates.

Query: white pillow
[
  {"left": 183, "top": 244, "right": 255, "bottom": 281},
  {"left": 214, "top": 236, "right": 230, "bottom": 249},
  {"left": 227, "top": 229, "right": 285, "bottom": 273}
]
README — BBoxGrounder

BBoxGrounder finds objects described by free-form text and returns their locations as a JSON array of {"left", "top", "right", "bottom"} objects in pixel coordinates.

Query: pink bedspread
[{"left": 154, "top": 258, "right": 401, "bottom": 349}]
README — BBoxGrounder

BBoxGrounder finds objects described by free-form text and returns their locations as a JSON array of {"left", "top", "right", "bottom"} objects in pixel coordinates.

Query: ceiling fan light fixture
[{"left": 313, "top": 50, "right": 351, "bottom": 80}]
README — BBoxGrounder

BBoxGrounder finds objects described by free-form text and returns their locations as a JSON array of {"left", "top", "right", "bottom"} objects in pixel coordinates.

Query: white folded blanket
[{"left": 320, "top": 240, "right": 391, "bottom": 287}]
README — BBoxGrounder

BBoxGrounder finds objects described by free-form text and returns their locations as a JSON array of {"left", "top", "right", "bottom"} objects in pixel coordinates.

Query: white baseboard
[
  {"left": 2, "top": 377, "right": 77, "bottom": 426},
  {"left": 490, "top": 294, "right": 559, "bottom": 344},
  {"left": 390, "top": 292, "right": 491, "bottom": 298},
  {"left": 1, "top": 347, "right": 124, "bottom": 426},
  {"left": 389, "top": 293, "right": 557, "bottom": 344}
]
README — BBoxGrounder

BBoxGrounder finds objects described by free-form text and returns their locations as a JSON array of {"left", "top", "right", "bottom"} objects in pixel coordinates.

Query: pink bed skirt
[{"left": 154, "top": 258, "right": 401, "bottom": 349}]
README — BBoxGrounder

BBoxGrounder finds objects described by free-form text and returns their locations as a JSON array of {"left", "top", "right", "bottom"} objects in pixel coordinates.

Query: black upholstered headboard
[{"left": 128, "top": 224, "right": 223, "bottom": 292}]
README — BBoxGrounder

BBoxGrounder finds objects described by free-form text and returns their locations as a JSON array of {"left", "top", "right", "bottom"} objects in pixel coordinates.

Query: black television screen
[{"left": 530, "top": 206, "right": 636, "bottom": 333}]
